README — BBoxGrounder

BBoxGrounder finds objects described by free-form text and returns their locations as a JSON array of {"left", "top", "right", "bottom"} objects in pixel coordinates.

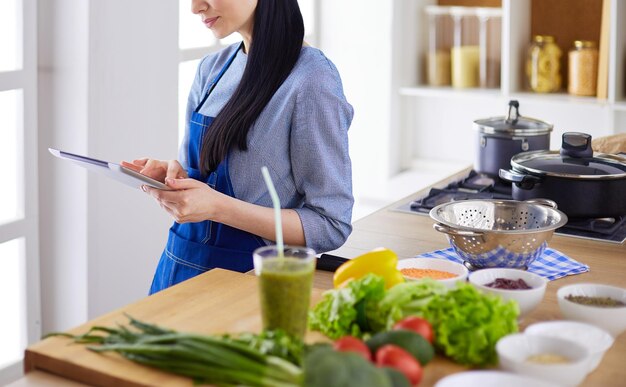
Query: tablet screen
[{"left": 49, "top": 148, "right": 172, "bottom": 191}]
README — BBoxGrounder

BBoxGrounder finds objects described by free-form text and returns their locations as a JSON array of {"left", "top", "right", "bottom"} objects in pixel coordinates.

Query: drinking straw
[{"left": 261, "top": 166, "right": 284, "bottom": 259}]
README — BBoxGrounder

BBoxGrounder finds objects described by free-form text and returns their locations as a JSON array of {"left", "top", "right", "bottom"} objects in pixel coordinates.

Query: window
[
  {"left": 177, "top": 1, "right": 319, "bottom": 145},
  {"left": 0, "top": 0, "right": 40, "bottom": 383}
]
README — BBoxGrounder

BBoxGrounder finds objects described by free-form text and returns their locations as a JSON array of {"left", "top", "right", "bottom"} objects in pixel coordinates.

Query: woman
[{"left": 123, "top": 0, "right": 354, "bottom": 294}]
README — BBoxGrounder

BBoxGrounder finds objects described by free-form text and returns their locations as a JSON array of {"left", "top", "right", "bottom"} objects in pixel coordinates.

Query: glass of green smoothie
[{"left": 253, "top": 245, "right": 316, "bottom": 339}]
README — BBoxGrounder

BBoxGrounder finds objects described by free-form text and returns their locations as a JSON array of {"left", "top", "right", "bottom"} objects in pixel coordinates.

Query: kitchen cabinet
[{"left": 392, "top": 0, "right": 626, "bottom": 174}]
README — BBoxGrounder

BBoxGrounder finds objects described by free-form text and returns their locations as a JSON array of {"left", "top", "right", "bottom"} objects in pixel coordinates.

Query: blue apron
[{"left": 150, "top": 43, "right": 265, "bottom": 294}]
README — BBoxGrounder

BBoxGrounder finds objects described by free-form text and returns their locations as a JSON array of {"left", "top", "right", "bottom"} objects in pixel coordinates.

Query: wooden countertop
[{"left": 22, "top": 167, "right": 626, "bottom": 386}]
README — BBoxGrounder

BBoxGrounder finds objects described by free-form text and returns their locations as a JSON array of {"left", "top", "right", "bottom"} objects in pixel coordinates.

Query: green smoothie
[{"left": 259, "top": 257, "right": 315, "bottom": 338}]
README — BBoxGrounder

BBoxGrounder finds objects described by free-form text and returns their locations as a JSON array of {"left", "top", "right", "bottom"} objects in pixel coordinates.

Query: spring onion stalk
[
  {"left": 47, "top": 316, "right": 302, "bottom": 387},
  {"left": 261, "top": 166, "right": 284, "bottom": 259}
]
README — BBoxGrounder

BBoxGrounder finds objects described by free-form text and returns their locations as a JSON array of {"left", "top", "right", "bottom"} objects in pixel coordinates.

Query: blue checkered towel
[{"left": 415, "top": 247, "right": 589, "bottom": 281}]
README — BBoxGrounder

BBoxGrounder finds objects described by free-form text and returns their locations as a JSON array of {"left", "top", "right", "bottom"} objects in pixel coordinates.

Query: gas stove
[{"left": 395, "top": 170, "right": 626, "bottom": 244}]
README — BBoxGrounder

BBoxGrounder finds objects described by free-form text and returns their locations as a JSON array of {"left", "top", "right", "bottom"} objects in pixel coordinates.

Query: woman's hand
[
  {"left": 121, "top": 158, "right": 187, "bottom": 182},
  {"left": 143, "top": 178, "right": 226, "bottom": 223}
]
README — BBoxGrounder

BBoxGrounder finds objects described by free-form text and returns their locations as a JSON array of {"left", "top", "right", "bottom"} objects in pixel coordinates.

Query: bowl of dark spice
[
  {"left": 469, "top": 268, "right": 547, "bottom": 318},
  {"left": 557, "top": 283, "right": 626, "bottom": 337}
]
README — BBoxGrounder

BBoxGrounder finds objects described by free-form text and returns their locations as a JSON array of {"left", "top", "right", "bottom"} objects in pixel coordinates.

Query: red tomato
[
  {"left": 333, "top": 336, "right": 372, "bottom": 360},
  {"left": 393, "top": 316, "right": 434, "bottom": 344},
  {"left": 375, "top": 344, "right": 423, "bottom": 386}
]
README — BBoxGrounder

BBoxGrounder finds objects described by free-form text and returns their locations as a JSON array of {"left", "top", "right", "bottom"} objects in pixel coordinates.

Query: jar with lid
[
  {"left": 476, "top": 7, "right": 502, "bottom": 88},
  {"left": 526, "top": 35, "right": 562, "bottom": 93},
  {"left": 424, "top": 6, "right": 453, "bottom": 86},
  {"left": 568, "top": 40, "right": 598, "bottom": 96},
  {"left": 450, "top": 6, "right": 480, "bottom": 88}
]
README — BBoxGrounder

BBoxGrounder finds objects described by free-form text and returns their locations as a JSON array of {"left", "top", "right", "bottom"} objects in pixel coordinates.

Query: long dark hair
[{"left": 199, "top": 0, "right": 305, "bottom": 174}]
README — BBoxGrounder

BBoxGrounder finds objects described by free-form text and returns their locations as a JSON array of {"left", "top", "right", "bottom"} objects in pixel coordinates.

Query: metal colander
[{"left": 429, "top": 199, "right": 568, "bottom": 270}]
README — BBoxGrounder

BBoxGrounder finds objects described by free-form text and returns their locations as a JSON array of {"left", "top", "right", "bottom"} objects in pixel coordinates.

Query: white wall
[
  {"left": 38, "top": 0, "right": 89, "bottom": 333},
  {"left": 38, "top": 0, "right": 177, "bottom": 332},
  {"left": 318, "top": 0, "right": 395, "bottom": 209}
]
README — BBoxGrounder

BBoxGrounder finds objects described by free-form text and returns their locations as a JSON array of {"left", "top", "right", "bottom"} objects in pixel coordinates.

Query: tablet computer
[{"left": 49, "top": 148, "right": 172, "bottom": 190}]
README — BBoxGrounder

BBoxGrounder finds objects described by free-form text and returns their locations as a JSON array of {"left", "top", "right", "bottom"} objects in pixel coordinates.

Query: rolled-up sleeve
[{"left": 291, "top": 61, "right": 355, "bottom": 253}]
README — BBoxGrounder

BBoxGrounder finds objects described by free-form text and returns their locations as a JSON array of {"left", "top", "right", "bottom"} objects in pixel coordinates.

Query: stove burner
[
  {"left": 398, "top": 170, "right": 626, "bottom": 244},
  {"left": 564, "top": 216, "right": 626, "bottom": 236},
  {"left": 410, "top": 188, "right": 511, "bottom": 214}
]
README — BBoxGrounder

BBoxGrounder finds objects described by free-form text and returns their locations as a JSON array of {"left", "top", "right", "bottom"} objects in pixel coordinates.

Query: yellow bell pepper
[{"left": 333, "top": 248, "right": 405, "bottom": 289}]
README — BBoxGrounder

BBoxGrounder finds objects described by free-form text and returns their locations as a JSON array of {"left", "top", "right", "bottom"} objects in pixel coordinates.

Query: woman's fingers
[
  {"left": 166, "top": 160, "right": 187, "bottom": 180},
  {"left": 132, "top": 158, "right": 149, "bottom": 167},
  {"left": 120, "top": 161, "right": 143, "bottom": 172}
]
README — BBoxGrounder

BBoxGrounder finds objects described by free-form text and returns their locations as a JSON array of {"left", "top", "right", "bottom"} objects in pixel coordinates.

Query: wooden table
[{"left": 22, "top": 168, "right": 626, "bottom": 386}]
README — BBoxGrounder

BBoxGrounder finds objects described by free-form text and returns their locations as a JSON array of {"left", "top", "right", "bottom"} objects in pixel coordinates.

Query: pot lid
[
  {"left": 511, "top": 133, "right": 626, "bottom": 179},
  {"left": 474, "top": 100, "right": 553, "bottom": 136},
  {"left": 511, "top": 151, "right": 626, "bottom": 179}
]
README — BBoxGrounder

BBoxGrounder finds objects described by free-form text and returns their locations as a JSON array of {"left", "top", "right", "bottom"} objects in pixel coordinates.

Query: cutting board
[{"left": 24, "top": 269, "right": 327, "bottom": 387}]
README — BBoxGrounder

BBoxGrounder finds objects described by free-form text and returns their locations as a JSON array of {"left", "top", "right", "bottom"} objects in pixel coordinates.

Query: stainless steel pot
[
  {"left": 499, "top": 132, "right": 626, "bottom": 218},
  {"left": 474, "top": 100, "right": 553, "bottom": 177}
]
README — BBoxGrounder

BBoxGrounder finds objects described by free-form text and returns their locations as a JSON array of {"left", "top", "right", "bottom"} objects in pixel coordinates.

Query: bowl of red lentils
[{"left": 397, "top": 258, "right": 468, "bottom": 288}]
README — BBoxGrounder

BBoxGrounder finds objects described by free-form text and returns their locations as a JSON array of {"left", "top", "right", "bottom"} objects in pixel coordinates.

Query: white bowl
[
  {"left": 525, "top": 320, "right": 614, "bottom": 371},
  {"left": 468, "top": 268, "right": 547, "bottom": 318},
  {"left": 397, "top": 258, "right": 468, "bottom": 288},
  {"left": 557, "top": 283, "right": 626, "bottom": 338},
  {"left": 496, "top": 333, "right": 592, "bottom": 386},
  {"left": 435, "top": 370, "right": 560, "bottom": 387}
]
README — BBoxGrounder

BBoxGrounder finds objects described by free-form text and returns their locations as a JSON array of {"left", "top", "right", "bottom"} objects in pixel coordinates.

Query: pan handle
[
  {"left": 433, "top": 223, "right": 484, "bottom": 237},
  {"left": 498, "top": 169, "right": 542, "bottom": 189},
  {"left": 524, "top": 198, "right": 558, "bottom": 209}
]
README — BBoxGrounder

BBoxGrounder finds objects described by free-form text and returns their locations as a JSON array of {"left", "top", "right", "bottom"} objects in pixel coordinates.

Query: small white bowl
[
  {"left": 496, "top": 333, "right": 592, "bottom": 386},
  {"left": 397, "top": 258, "right": 468, "bottom": 288},
  {"left": 468, "top": 268, "right": 547, "bottom": 318},
  {"left": 435, "top": 370, "right": 560, "bottom": 387},
  {"left": 525, "top": 320, "right": 614, "bottom": 371},
  {"left": 557, "top": 283, "right": 626, "bottom": 338}
]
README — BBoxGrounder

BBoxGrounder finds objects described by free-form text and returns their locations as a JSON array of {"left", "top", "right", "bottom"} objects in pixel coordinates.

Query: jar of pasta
[
  {"left": 526, "top": 35, "right": 562, "bottom": 93},
  {"left": 568, "top": 40, "right": 598, "bottom": 96}
]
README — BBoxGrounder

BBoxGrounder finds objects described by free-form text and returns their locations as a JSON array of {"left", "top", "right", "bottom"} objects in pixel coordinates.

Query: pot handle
[
  {"left": 505, "top": 100, "right": 520, "bottom": 125},
  {"left": 499, "top": 169, "right": 542, "bottom": 189},
  {"left": 560, "top": 132, "right": 593, "bottom": 158},
  {"left": 523, "top": 198, "right": 558, "bottom": 210},
  {"left": 433, "top": 223, "right": 484, "bottom": 237}
]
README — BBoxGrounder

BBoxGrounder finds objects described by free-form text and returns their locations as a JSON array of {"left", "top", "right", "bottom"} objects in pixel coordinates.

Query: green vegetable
[
  {"left": 303, "top": 346, "right": 392, "bottom": 387},
  {"left": 370, "top": 278, "right": 448, "bottom": 331},
  {"left": 366, "top": 330, "right": 434, "bottom": 365},
  {"left": 308, "top": 275, "right": 519, "bottom": 367},
  {"left": 381, "top": 367, "right": 411, "bottom": 387},
  {"left": 48, "top": 315, "right": 302, "bottom": 387},
  {"left": 418, "top": 283, "right": 519, "bottom": 366},
  {"left": 224, "top": 329, "right": 305, "bottom": 366},
  {"left": 308, "top": 274, "right": 386, "bottom": 339}
]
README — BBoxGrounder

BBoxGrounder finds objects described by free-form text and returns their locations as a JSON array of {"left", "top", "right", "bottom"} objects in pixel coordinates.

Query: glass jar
[
  {"left": 568, "top": 40, "right": 599, "bottom": 96},
  {"left": 526, "top": 35, "right": 562, "bottom": 93},
  {"left": 424, "top": 6, "right": 453, "bottom": 86},
  {"left": 450, "top": 7, "right": 480, "bottom": 88},
  {"left": 476, "top": 7, "right": 502, "bottom": 88}
]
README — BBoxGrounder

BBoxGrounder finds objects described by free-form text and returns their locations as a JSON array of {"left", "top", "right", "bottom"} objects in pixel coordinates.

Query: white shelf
[
  {"left": 400, "top": 87, "right": 614, "bottom": 107},
  {"left": 612, "top": 102, "right": 626, "bottom": 112},
  {"left": 399, "top": 86, "right": 500, "bottom": 98}
]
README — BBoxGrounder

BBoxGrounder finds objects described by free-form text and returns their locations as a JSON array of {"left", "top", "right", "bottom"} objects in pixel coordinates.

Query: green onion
[{"left": 47, "top": 316, "right": 303, "bottom": 387}]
